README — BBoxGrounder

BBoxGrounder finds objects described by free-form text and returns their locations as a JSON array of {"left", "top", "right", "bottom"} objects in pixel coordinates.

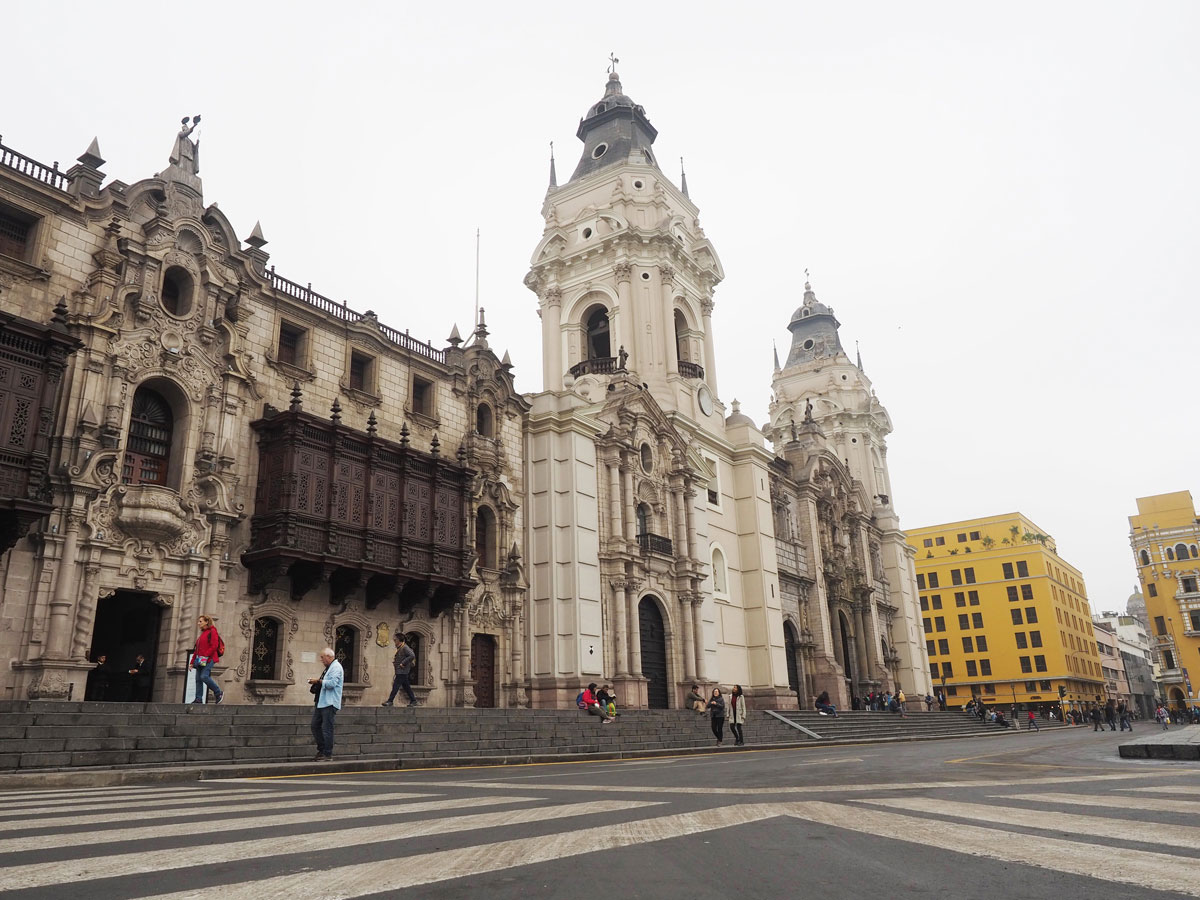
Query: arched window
[
  {"left": 1167, "top": 547, "right": 1175, "bottom": 561},
  {"left": 636, "top": 503, "right": 650, "bottom": 537},
  {"left": 476, "top": 403, "right": 494, "bottom": 437},
  {"left": 639, "top": 443, "right": 654, "bottom": 473},
  {"left": 1191, "top": 545, "right": 1199, "bottom": 559},
  {"left": 674, "top": 309, "right": 688, "bottom": 363},
  {"left": 405, "top": 632, "right": 423, "bottom": 685},
  {"left": 123, "top": 387, "right": 173, "bottom": 485},
  {"left": 334, "top": 624, "right": 358, "bottom": 682},
  {"left": 161, "top": 266, "right": 194, "bottom": 316},
  {"left": 1175, "top": 543, "right": 1189, "bottom": 562},
  {"left": 1139, "top": 549, "right": 1150, "bottom": 566},
  {"left": 584, "top": 305, "right": 611, "bottom": 360},
  {"left": 476, "top": 506, "right": 496, "bottom": 570},
  {"left": 712, "top": 547, "right": 727, "bottom": 594},
  {"left": 250, "top": 617, "right": 281, "bottom": 680}
]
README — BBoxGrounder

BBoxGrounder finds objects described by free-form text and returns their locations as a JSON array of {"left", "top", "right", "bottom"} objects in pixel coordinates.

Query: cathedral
[{"left": 0, "top": 71, "right": 930, "bottom": 708}]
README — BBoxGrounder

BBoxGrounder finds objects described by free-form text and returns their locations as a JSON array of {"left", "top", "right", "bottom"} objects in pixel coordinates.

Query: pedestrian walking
[
  {"left": 1155, "top": 704, "right": 1169, "bottom": 730},
  {"left": 1026, "top": 710, "right": 1039, "bottom": 732},
  {"left": 191, "top": 615, "right": 224, "bottom": 705},
  {"left": 729, "top": 684, "right": 747, "bottom": 746},
  {"left": 1090, "top": 706, "right": 1105, "bottom": 732},
  {"left": 308, "top": 647, "right": 344, "bottom": 760},
  {"left": 381, "top": 634, "right": 417, "bottom": 707},
  {"left": 707, "top": 687, "right": 726, "bottom": 746}
]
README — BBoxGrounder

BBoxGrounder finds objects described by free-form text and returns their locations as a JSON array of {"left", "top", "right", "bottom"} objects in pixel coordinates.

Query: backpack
[
  {"left": 217, "top": 636, "right": 226, "bottom": 658},
  {"left": 576, "top": 691, "right": 587, "bottom": 710}
]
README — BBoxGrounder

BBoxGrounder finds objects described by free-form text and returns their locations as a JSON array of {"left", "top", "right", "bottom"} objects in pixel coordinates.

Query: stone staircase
[{"left": 0, "top": 702, "right": 1017, "bottom": 772}]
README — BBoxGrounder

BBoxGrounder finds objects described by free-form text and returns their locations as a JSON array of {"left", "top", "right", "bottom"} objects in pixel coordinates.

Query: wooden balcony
[
  {"left": 243, "top": 408, "right": 475, "bottom": 611},
  {"left": 0, "top": 306, "right": 80, "bottom": 551}
]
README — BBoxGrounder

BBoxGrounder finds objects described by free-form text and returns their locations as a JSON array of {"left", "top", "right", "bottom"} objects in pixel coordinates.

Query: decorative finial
[
  {"left": 330, "top": 398, "right": 342, "bottom": 425},
  {"left": 448, "top": 324, "right": 463, "bottom": 346},
  {"left": 399, "top": 422, "right": 410, "bottom": 447},
  {"left": 608, "top": 52, "right": 619, "bottom": 74},
  {"left": 289, "top": 381, "right": 303, "bottom": 412},
  {"left": 773, "top": 340, "right": 780, "bottom": 372},
  {"left": 456, "top": 443, "right": 467, "bottom": 462},
  {"left": 501, "top": 349, "right": 512, "bottom": 369},
  {"left": 680, "top": 157, "right": 689, "bottom": 198},
  {"left": 430, "top": 433, "right": 440, "bottom": 457},
  {"left": 856, "top": 340, "right": 863, "bottom": 371},
  {"left": 548, "top": 141, "right": 557, "bottom": 190},
  {"left": 246, "top": 220, "right": 267, "bottom": 249},
  {"left": 366, "top": 410, "right": 378, "bottom": 436},
  {"left": 51, "top": 295, "right": 69, "bottom": 326}
]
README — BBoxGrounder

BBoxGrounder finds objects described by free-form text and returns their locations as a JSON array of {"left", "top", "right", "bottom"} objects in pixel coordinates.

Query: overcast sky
[{"left": 6, "top": 2, "right": 1197, "bottom": 613}]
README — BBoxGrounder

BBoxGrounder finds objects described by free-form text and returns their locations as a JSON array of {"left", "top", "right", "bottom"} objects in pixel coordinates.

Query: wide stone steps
[{"left": 0, "top": 702, "right": 1014, "bottom": 772}]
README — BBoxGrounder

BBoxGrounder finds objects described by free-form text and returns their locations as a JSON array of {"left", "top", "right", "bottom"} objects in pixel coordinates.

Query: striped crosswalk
[{"left": 3, "top": 774, "right": 1199, "bottom": 898}]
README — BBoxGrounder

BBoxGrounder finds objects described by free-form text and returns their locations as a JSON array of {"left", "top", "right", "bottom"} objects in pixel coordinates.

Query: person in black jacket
[
  {"left": 707, "top": 688, "right": 726, "bottom": 746},
  {"left": 127, "top": 654, "right": 152, "bottom": 702}
]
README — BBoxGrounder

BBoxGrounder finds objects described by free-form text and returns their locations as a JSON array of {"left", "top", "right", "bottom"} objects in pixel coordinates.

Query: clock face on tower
[{"left": 697, "top": 385, "right": 713, "bottom": 416}]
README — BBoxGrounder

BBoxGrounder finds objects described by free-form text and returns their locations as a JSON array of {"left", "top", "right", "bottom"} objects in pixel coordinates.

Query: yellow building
[
  {"left": 1129, "top": 491, "right": 1200, "bottom": 711},
  {"left": 907, "top": 514, "right": 1104, "bottom": 711}
]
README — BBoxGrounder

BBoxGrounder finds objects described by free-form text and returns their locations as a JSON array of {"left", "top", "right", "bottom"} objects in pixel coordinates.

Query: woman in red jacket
[{"left": 192, "top": 614, "right": 224, "bottom": 704}]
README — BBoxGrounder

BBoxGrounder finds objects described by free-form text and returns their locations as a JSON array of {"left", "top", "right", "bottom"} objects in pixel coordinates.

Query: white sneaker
[{"left": 818, "top": 711, "right": 828, "bottom": 716}]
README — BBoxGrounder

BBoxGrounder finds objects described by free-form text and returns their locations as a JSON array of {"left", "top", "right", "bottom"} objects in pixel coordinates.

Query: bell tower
[{"left": 525, "top": 66, "right": 725, "bottom": 431}]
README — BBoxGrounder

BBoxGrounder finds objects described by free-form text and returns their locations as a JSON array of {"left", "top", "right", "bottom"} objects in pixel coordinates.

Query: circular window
[
  {"left": 641, "top": 272, "right": 651, "bottom": 280},
  {"left": 841, "top": 374, "right": 848, "bottom": 381},
  {"left": 633, "top": 180, "right": 644, "bottom": 189},
  {"left": 640, "top": 443, "right": 654, "bottom": 473},
  {"left": 582, "top": 227, "right": 593, "bottom": 239},
  {"left": 802, "top": 339, "right": 814, "bottom": 350},
  {"left": 851, "top": 438, "right": 858, "bottom": 444},
  {"left": 592, "top": 143, "right": 608, "bottom": 159}
]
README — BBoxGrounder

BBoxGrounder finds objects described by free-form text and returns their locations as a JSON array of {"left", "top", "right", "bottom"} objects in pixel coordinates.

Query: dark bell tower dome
[{"left": 570, "top": 70, "right": 660, "bottom": 183}]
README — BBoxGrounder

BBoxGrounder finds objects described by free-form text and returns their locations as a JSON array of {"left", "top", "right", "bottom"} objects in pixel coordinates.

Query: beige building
[
  {"left": 523, "top": 70, "right": 793, "bottom": 709},
  {"left": 0, "top": 125, "right": 529, "bottom": 706},
  {"left": 766, "top": 284, "right": 931, "bottom": 702}
]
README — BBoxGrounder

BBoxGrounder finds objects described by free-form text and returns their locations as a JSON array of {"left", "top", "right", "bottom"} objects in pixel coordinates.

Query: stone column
[
  {"left": 684, "top": 485, "right": 698, "bottom": 561},
  {"left": 459, "top": 603, "right": 473, "bottom": 706},
  {"left": 659, "top": 265, "right": 678, "bottom": 376},
  {"left": 541, "top": 287, "right": 562, "bottom": 391},
  {"left": 611, "top": 580, "right": 629, "bottom": 676},
  {"left": 608, "top": 463, "right": 623, "bottom": 543},
  {"left": 622, "top": 462, "right": 636, "bottom": 544},
  {"left": 691, "top": 596, "right": 707, "bottom": 681},
  {"left": 614, "top": 264, "right": 633, "bottom": 371},
  {"left": 700, "top": 295, "right": 718, "bottom": 395},
  {"left": 103, "top": 364, "right": 127, "bottom": 435},
  {"left": 853, "top": 602, "right": 872, "bottom": 685},
  {"left": 71, "top": 562, "right": 102, "bottom": 660},
  {"left": 627, "top": 582, "right": 643, "bottom": 677},
  {"left": 204, "top": 526, "right": 227, "bottom": 616},
  {"left": 680, "top": 591, "right": 696, "bottom": 680},
  {"left": 830, "top": 604, "right": 845, "bottom": 668},
  {"left": 45, "top": 513, "right": 82, "bottom": 658}
]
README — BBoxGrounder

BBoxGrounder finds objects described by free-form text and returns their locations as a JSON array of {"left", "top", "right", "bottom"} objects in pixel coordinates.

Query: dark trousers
[
  {"left": 386, "top": 672, "right": 416, "bottom": 704},
  {"left": 710, "top": 716, "right": 725, "bottom": 743},
  {"left": 730, "top": 722, "right": 744, "bottom": 744},
  {"left": 311, "top": 705, "right": 338, "bottom": 756}
]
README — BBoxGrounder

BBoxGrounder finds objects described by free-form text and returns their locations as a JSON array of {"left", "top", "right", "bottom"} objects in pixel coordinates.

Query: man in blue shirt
[{"left": 308, "top": 647, "right": 344, "bottom": 760}]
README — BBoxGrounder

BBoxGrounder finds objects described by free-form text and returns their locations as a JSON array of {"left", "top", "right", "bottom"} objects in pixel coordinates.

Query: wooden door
[
  {"left": 638, "top": 596, "right": 669, "bottom": 709},
  {"left": 471, "top": 633, "right": 495, "bottom": 708}
]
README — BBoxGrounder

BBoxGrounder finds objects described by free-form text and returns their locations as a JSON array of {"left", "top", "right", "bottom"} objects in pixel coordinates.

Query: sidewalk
[{"left": 1117, "top": 724, "right": 1200, "bottom": 760}]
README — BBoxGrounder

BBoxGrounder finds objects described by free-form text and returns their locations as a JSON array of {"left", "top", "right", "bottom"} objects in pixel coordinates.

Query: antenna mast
[{"left": 474, "top": 227, "right": 480, "bottom": 328}]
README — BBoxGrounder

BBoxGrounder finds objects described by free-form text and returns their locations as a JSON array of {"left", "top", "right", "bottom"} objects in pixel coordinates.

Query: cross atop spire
[
  {"left": 548, "top": 140, "right": 557, "bottom": 189},
  {"left": 608, "top": 52, "right": 619, "bottom": 74}
]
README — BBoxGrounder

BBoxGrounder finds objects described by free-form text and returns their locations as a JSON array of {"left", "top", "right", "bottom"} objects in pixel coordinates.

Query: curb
[{"left": 0, "top": 727, "right": 1028, "bottom": 789}]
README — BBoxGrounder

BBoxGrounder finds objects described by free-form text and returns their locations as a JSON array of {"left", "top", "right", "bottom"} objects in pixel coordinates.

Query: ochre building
[
  {"left": 1129, "top": 491, "right": 1200, "bottom": 712},
  {"left": 908, "top": 514, "right": 1104, "bottom": 711}
]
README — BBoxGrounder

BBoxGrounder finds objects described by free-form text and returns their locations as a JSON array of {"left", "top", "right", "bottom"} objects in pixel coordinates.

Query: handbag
[
  {"left": 193, "top": 655, "right": 209, "bottom": 669},
  {"left": 309, "top": 681, "right": 321, "bottom": 696}
]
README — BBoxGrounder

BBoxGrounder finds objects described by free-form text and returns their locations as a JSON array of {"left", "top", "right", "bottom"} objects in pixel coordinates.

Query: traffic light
[{"left": 1058, "top": 685, "right": 1066, "bottom": 699}]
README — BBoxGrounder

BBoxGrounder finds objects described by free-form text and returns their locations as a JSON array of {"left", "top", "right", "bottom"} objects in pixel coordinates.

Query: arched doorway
[
  {"left": 639, "top": 596, "right": 669, "bottom": 709},
  {"left": 86, "top": 590, "right": 163, "bottom": 702},
  {"left": 784, "top": 621, "right": 801, "bottom": 699},
  {"left": 471, "top": 633, "right": 496, "bottom": 708}
]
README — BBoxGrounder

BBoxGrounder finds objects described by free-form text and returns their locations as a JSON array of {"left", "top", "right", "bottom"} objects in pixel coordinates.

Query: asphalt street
[{"left": 1, "top": 726, "right": 1197, "bottom": 900}]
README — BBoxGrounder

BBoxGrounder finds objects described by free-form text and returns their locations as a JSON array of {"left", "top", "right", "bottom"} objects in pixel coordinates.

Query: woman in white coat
[{"left": 729, "top": 684, "right": 748, "bottom": 746}]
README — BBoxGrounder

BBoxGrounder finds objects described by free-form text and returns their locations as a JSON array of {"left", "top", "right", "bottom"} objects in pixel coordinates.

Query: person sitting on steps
[
  {"left": 686, "top": 683, "right": 707, "bottom": 714},
  {"left": 815, "top": 690, "right": 838, "bottom": 717}
]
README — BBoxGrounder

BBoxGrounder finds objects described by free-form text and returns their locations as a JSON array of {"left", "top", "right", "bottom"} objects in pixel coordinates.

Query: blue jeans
[
  {"left": 311, "top": 705, "right": 338, "bottom": 756},
  {"left": 193, "top": 659, "right": 222, "bottom": 703},
  {"left": 386, "top": 672, "right": 415, "bottom": 704}
]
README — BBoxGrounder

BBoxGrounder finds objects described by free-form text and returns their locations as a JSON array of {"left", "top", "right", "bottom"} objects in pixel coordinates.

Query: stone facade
[
  {"left": 1, "top": 73, "right": 930, "bottom": 711},
  {"left": 0, "top": 126, "right": 528, "bottom": 707}
]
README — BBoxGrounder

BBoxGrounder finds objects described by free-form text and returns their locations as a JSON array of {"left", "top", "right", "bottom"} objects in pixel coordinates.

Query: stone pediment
[{"left": 595, "top": 385, "right": 689, "bottom": 458}]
